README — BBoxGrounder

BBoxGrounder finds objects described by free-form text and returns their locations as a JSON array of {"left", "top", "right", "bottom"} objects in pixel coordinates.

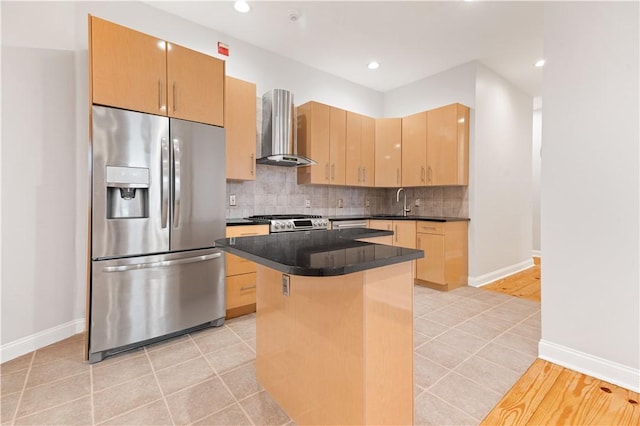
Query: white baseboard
[
  {"left": 0, "top": 318, "right": 85, "bottom": 363},
  {"left": 532, "top": 250, "right": 541, "bottom": 258},
  {"left": 539, "top": 339, "right": 640, "bottom": 392},
  {"left": 468, "top": 258, "right": 535, "bottom": 287}
]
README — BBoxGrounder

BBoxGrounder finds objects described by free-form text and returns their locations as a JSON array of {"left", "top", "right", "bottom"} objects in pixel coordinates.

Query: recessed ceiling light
[
  {"left": 234, "top": 1, "right": 250, "bottom": 13},
  {"left": 368, "top": 61, "right": 380, "bottom": 70},
  {"left": 535, "top": 59, "right": 546, "bottom": 67}
]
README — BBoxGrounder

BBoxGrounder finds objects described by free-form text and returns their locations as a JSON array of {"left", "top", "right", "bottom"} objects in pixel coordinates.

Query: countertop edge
[
  {"left": 327, "top": 215, "right": 470, "bottom": 222},
  {"left": 216, "top": 228, "right": 422, "bottom": 277}
]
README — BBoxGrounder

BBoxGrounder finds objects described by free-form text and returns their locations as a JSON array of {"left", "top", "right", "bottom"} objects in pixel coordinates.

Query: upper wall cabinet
[
  {"left": 166, "top": 43, "right": 224, "bottom": 126},
  {"left": 298, "top": 101, "right": 347, "bottom": 186},
  {"left": 426, "top": 103, "right": 469, "bottom": 186},
  {"left": 401, "top": 111, "right": 428, "bottom": 187},
  {"left": 346, "top": 112, "right": 375, "bottom": 187},
  {"left": 329, "top": 107, "right": 347, "bottom": 185},
  {"left": 225, "top": 76, "right": 256, "bottom": 180},
  {"left": 374, "top": 118, "right": 402, "bottom": 187},
  {"left": 297, "top": 101, "right": 330, "bottom": 184},
  {"left": 89, "top": 16, "right": 224, "bottom": 126}
]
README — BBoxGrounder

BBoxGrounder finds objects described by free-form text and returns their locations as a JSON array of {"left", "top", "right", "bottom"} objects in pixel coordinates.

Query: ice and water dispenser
[{"left": 106, "top": 166, "right": 149, "bottom": 219}]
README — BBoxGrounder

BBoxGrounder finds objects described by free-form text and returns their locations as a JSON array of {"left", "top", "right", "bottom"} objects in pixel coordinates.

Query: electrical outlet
[
  {"left": 338, "top": 198, "right": 344, "bottom": 208},
  {"left": 229, "top": 194, "right": 237, "bottom": 206},
  {"left": 414, "top": 198, "right": 421, "bottom": 207},
  {"left": 305, "top": 199, "right": 311, "bottom": 208},
  {"left": 365, "top": 199, "right": 370, "bottom": 208}
]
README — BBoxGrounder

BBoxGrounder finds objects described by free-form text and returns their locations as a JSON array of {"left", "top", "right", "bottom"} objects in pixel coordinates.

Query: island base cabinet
[
  {"left": 256, "top": 263, "right": 414, "bottom": 425},
  {"left": 415, "top": 221, "right": 468, "bottom": 291}
]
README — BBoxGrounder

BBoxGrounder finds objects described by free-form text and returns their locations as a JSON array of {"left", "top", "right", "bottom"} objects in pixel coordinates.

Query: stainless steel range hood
[{"left": 258, "top": 89, "right": 316, "bottom": 167}]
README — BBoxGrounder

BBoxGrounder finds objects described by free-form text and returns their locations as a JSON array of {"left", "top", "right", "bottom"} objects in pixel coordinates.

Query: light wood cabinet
[
  {"left": 256, "top": 262, "right": 413, "bottom": 425},
  {"left": 90, "top": 16, "right": 224, "bottom": 126},
  {"left": 297, "top": 102, "right": 331, "bottom": 184},
  {"left": 426, "top": 103, "right": 469, "bottom": 186},
  {"left": 415, "top": 221, "right": 468, "bottom": 291},
  {"left": 346, "top": 112, "right": 375, "bottom": 187},
  {"left": 298, "top": 102, "right": 346, "bottom": 186},
  {"left": 225, "top": 76, "right": 256, "bottom": 180},
  {"left": 368, "top": 220, "right": 416, "bottom": 249},
  {"left": 374, "top": 118, "right": 402, "bottom": 187},
  {"left": 329, "top": 107, "right": 346, "bottom": 185},
  {"left": 225, "top": 224, "right": 269, "bottom": 318},
  {"left": 402, "top": 111, "right": 428, "bottom": 187},
  {"left": 166, "top": 43, "right": 224, "bottom": 126}
]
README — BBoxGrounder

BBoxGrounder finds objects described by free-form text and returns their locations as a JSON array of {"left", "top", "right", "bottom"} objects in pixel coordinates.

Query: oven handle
[
  {"left": 333, "top": 221, "right": 368, "bottom": 230},
  {"left": 102, "top": 253, "right": 221, "bottom": 272}
]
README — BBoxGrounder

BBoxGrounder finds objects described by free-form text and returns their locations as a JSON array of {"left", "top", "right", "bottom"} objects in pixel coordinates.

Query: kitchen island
[{"left": 216, "top": 228, "right": 423, "bottom": 425}]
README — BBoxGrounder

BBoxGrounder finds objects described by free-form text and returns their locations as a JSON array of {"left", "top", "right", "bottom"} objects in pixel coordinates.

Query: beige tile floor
[{"left": 1, "top": 285, "right": 540, "bottom": 426}]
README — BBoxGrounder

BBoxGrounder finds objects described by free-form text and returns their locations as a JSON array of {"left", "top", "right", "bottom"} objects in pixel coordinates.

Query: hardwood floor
[
  {"left": 482, "top": 257, "right": 540, "bottom": 302},
  {"left": 481, "top": 257, "right": 640, "bottom": 425},
  {"left": 481, "top": 359, "right": 640, "bottom": 425}
]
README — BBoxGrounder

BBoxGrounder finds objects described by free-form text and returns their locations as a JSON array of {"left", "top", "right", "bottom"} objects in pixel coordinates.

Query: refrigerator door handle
[
  {"left": 101, "top": 252, "right": 221, "bottom": 273},
  {"left": 161, "top": 137, "right": 170, "bottom": 228},
  {"left": 173, "top": 138, "right": 181, "bottom": 228}
]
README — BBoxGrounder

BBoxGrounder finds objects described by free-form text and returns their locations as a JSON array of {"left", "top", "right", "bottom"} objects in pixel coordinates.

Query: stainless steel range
[{"left": 247, "top": 214, "right": 328, "bottom": 233}]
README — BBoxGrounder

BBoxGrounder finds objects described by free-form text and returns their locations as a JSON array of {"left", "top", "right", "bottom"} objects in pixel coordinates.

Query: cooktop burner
[{"left": 246, "top": 214, "right": 328, "bottom": 233}]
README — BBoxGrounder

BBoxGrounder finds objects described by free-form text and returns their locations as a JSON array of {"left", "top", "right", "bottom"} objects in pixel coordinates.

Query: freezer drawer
[{"left": 89, "top": 248, "right": 225, "bottom": 362}]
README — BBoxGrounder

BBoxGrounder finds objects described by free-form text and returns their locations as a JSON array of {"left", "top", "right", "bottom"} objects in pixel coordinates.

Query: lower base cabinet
[
  {"left": 225, "top": 224, "right": 270, "bottom": 318},
  {"left": 415, "top": 221, "right": 468, "bottom": 291}
]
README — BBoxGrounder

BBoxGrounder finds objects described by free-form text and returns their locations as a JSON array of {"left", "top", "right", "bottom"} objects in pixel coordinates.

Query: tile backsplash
[{"left": 226, "top": 166, "right": 468, "bottom": 218}]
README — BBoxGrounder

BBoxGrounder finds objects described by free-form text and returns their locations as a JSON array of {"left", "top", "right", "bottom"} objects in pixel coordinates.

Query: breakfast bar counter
[{"left": 216, "top": 229, "right": 423, "bottom": 425}]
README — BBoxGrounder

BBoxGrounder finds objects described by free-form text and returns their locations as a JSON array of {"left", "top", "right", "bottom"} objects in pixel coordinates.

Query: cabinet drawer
[
  {"left": 226, "top": 253, "right": 256, "bottom": 276},
  {"left": 226, "top": 224, "right": 270, "bottom": 238},
  {"left": 226, "top": 273, "right": 256, "bottom": 309},
  {"left": 416, "top": 221, "right": 445, "bottom": 235}
]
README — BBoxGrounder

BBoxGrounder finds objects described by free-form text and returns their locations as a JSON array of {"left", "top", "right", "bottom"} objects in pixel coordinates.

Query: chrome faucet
[{"left": 396, "top": 187, "right": 411, "bottom": 217}]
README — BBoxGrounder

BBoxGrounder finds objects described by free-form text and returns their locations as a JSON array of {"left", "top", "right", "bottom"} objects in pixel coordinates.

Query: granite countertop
[
  {"left": 215, "top": 228, "right": 423, "bottom": 277},
  {"left": 226, "top": 218, "right": 270, "bottom": 226},
  {"left": 328, "top": 215, "right": 470, "bottom": 222}
]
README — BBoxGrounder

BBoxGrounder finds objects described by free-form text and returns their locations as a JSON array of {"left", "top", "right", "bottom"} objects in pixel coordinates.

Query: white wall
[
  {"left": 0, "top": 0, "right": 383, "bottom": 361},
  {"left": 470, "top": 64, "right": 533, "bottom": 284},
  {"left": 540, "top": 1, "right": 639, "bottom": 391},
  {"left": 383, "top": 62, "right": 477, "bottom": 116},
  {"left": 532, "top": 103, "right": 542, "bottom": 255}
]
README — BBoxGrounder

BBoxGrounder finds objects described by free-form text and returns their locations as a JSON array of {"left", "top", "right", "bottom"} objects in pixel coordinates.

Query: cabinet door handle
[
  {"left": 158, "top": 79, "right": 163, "bottom": 110},
  {"left": 395, "top": 225, "right": 399, "bottom": 242},
  {"left": 173, "top": 82, "right": 177, "bottom": 112},
  {"left": 250, "top": 153, "right": 254, "bottom": 176},
  {"left": 325, "top": 164, "right": 330, "bottom": 181},
  {"left": 240, "top": 285, "right": 257, "bottom": 291},
  {"left": 428, "top": 166, "right": 432, "bottom": 183},
  {"left": 331, "top": 164, "right": 335, "bottom": 180}
]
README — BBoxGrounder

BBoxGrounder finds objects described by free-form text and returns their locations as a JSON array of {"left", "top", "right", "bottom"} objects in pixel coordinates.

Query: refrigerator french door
[{"left": 89, "top": 105, "right": 226, "bottom": 363}]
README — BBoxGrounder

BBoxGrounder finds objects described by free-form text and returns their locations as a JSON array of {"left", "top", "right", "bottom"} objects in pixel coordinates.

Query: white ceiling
[{"left": 146, "top": 1, "right": 544, "bottom": 96}]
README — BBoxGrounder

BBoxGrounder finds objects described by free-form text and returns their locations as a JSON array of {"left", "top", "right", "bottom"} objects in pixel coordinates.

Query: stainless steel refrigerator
[{"left": 89, "top": 105, "right": 226, "bottom": 363}]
